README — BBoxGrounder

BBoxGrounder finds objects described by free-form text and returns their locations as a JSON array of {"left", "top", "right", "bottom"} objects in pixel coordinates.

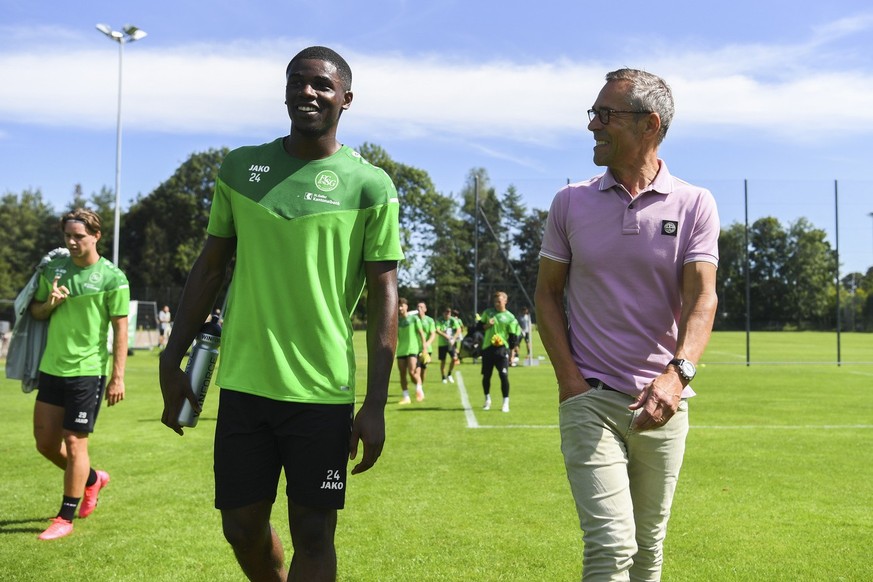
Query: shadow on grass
[
  {"left": 0, "top": 516, "right": 54, "bottom": 535},
  {"left": 137, "top": 416, "right": 218, "bottom": 423}
]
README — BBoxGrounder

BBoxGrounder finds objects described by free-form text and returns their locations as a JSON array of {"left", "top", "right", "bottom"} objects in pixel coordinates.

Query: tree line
[{"left": 2, "top": 145, "right": 872, "bottom": 331}]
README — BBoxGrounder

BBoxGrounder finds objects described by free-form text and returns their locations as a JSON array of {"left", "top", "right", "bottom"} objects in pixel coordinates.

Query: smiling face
[
  {"left": 587, "top": 79, "right": 650, "bottom": 172},
  {"left": 285, "top": 58, "right": 352, "bottom": 140}
]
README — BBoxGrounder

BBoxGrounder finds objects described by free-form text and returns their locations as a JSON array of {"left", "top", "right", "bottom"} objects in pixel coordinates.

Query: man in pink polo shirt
[{"left": 535, "top": 69, "right": 719, "bottom": 581}]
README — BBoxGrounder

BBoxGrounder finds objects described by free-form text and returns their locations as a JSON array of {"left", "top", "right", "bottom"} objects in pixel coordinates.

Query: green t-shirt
[
  {"left": 207, "top": 140, "right": 404, "bottom": 404},
  {"left": 397, "top": 313, "right": 423, "bottom": 357},
  {"left": 435, "top": 316, "right": 461, "bottom": 347},
  {"left": 35, "top": 256, "right": 130, "bottom": 377},
  {"left": 419, "top": 315, "right": 436, "bottom": 353},
  {"left": 479, "top": 308, "right": 519, "bottom": 350}
]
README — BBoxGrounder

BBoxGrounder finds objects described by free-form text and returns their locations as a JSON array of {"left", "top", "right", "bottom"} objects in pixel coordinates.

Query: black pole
[
  {"left": 744, "top": 179, "right": 751, "bottom": 366},
  {"left": 835, "top": 179, "right": 841, "bottom": 366}
]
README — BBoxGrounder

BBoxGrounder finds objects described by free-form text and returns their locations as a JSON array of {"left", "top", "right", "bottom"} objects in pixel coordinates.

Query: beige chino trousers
[{"left": 559, "top": 385, "right": 689, "bottom": 582}]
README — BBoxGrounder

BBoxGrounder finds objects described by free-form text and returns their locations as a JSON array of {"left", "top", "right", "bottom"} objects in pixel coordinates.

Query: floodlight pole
[
  {"left": 868, "top": 212, "right": 873, "bottom": 258},
  {"left": 474, "top": 175, "right": 479, "bottom": 317},
  {"left": 96, "top": 24, "right": 147, "bottom": 266}
]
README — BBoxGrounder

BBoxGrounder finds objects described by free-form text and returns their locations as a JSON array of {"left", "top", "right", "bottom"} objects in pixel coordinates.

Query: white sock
[
  {"left": 402, "top": 389, "right": 410, "bottom": 398},
  {"left": 416, "top": 384, "right": 423, "bottom": 392}
]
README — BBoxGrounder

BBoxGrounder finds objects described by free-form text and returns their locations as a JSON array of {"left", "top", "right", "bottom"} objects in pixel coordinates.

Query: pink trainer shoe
[{"left": 79, "top": 470, "right": 110, "bottom": 518}]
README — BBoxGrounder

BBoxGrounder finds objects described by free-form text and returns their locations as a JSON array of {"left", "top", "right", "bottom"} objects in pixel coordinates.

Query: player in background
[{"left": 31, "top": 208, "right": 129, "bottom": 540}]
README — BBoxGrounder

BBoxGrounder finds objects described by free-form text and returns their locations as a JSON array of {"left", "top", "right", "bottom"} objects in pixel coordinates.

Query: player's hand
[
  {"left": 349, "top": 401, "right": 386, "bottom": 475},
  {"left": 629, "top": 373, "right": 682, "bottom": 431},
  {"left": 48, "top": 275, "right": 71, "bottom": 308},
  {"left": 558, "top": 375, "right": 590, "bottom": 403},
  {"left": 105, "top": 377, "right": 125, "bottom": 406},
  {"left": 158, "top": 356, "right": 198, "bottom": 436}
]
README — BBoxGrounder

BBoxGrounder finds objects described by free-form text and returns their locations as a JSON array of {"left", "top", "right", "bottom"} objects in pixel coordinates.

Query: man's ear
[{"left": 643, "top": 111, "right": 661, "bottom": 140}]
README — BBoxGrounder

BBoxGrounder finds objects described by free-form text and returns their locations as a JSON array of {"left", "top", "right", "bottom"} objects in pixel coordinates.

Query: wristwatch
[{"left": 669, "top": 358, "right": 697, "bottom": 382}]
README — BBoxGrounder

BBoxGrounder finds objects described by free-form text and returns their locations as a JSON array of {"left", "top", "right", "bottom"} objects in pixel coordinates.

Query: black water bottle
[{"left": 178, "top": 314, "right": 222, "bottom": 428}]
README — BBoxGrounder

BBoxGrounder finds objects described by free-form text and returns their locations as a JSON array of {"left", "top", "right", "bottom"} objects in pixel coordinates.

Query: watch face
[{"left": 680, "top": 360, "right": 696, "bottom": 379}]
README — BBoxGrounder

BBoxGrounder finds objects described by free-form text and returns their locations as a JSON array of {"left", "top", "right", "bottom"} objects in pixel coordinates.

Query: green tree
[
  {"left": 356, "top": 143, "right": 467, "bottom": 309},
  {"left": 459, "top": 169, "right": 505, "bottom": 313},
  {"left": 840, "top": 272, "right": 868, "bottom": 331},
  {"left": 0, "top": 190, "right": 58, "bottom": 301},
  {"left": 716, "top": 222, "right": 749, "bottom": 329},
  {"left": 748, "top": 217, "right": 790, "bottom": 328},
  {"left": 783, "top": 218, "right": 836, "bottom": 328},
  {"left": 120, "top": 148, "right": 229, "bottom": 297},
  {"left": 719, "top": 216, "right": 840, "bottom": 331},
  {"left": 511, "top": 208, "right": 548, "bottom": 310}
]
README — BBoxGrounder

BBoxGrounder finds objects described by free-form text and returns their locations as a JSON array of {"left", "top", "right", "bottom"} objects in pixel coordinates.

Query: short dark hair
[{"left": 286, "top": 46, "right": 352, "bottom": 91}]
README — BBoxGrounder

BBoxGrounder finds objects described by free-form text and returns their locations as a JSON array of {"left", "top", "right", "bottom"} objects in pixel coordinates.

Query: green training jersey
[
  {"left": 435, "top": 316, "right": 460, "bottom": 347},
  {"left": 419, "top": 315, "right": 436, "bottom": 353},
  {"left": 35, "top": 256, "right": 130, "bottom": 377},
  {"left": 397, "top": 313, "right": 423, "bottom": 357},
  {"left": 479, "top": 308, "right": 519, "bottom": 350},
  {"left": 208, "top": 140, "right": 403, "bottom": 404}
]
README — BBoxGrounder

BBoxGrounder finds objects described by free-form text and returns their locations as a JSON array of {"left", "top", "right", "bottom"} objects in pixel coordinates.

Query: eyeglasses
[{"left": 587, "top": 108, "right": 651, "bottom": 124}]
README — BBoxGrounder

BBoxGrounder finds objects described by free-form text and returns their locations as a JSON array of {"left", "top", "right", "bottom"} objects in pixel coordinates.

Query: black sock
[
  {"left": 85, "top": 469, "right": 98, "bottom": 488},
  {"left": 58, "top": 496, "right": 80, "bottom": 522}
]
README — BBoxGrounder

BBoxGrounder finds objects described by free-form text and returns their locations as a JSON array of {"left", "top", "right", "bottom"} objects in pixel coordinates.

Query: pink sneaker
[
  {"left": 38, "top": 517, "right": 74, "bottom": 540},
  {"left": 79, "top": 470, "right": 110, "bottom": 518}
]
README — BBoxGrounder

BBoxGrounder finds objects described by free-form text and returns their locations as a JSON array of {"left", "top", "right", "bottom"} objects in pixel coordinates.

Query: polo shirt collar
[{"left": 598, "top": 159, "right": 674, "bottom": 196}]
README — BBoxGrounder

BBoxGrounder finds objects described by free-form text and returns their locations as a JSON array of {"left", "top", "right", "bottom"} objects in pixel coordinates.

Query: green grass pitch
[{"left": 1, "top": 331, "right": 871, "bottom": 580}]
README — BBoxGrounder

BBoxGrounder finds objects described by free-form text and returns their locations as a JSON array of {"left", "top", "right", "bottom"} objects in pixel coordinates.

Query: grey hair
[{"left": 605, "top": 68, "right": 674, "bottom": 144}]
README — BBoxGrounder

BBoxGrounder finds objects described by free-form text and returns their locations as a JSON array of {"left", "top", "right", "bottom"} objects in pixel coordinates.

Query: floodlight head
[
  {"left": 96, "top": 23, "right": 124, "bottom": 41},
  {"left": 123, "top": 25, "right": 148, "bottom": 41}
]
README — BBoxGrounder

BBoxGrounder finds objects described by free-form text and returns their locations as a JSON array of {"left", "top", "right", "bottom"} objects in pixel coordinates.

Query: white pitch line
[
  {"left": 454, "top": 371, "right": 480, "bottom": 429},
  {"left": 475, "top": 424, "right": 559, "bottom": 429},
  {"left": 455, "top": 371, "right": 872, "bottom": 431}
]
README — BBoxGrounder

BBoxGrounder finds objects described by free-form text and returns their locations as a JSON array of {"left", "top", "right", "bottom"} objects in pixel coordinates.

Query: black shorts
[
  {"left": 481, "top": 346, "right": 510, "bottom": 375},
  {"left": 35, "top": 373, "right": 106, "bottom": 433},
  {"left": 214, "top": 389, "right": 354, "bottom": 511},
  {"left": 438, "top": 345, "right": 457, "bottom": 362}
]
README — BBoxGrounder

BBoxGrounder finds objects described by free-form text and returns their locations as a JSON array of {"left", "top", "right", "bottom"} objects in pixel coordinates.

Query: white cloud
[{"left": 2, "top": 19, "right": 873, "bottom": 145}]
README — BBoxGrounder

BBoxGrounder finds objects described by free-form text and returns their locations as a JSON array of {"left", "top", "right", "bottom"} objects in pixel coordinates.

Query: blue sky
[{"left": 2, "top": 0, "right": 873, "bottom": 274}]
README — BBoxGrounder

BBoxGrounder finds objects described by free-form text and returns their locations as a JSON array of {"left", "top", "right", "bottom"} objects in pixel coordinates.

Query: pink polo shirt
[{"left": 539, "top": 160, "right": 719, "bottom": 397}]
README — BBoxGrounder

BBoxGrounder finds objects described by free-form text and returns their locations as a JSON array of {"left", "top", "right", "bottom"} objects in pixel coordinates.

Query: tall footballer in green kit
[
  {"left": 209, "top": 139, "right": 401, "bottom": 403},
  {"left": 159, "top": 46, "right": 402, "bottom": 581}
]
